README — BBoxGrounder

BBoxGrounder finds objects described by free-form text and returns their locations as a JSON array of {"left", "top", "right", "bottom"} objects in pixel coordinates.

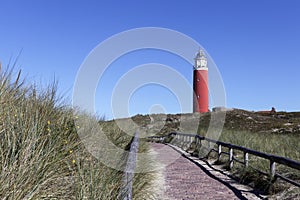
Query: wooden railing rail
[
  {"left": 120, "top": 131, "right": 140, "bottom": 200},
  {"left": 148, "top": 132, "right": 300, "bottom": 187}
]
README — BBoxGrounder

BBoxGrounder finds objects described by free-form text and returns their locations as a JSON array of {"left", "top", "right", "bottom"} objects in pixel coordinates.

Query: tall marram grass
[
  {"left": 0, "top": 66, "right": 76, "bottom": 199},
  {"left": 0, "top": 66, "right": 153, "bottom": 199}
]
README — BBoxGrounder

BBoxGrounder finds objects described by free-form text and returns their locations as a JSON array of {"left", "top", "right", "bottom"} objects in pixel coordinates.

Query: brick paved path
[{"left": 151, "top": 143, "right": 248, "bottom": 200}]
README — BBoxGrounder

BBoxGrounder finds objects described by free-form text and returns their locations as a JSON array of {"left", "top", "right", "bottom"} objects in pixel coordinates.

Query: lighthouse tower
[{"left": 193, "top": 50, "right": 209, "bottom": 113}]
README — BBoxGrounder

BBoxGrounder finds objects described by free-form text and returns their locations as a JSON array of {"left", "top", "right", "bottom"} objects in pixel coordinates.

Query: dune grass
[
  {"left": 217, "top": 130, "right": 300, "bottom": 161},
  {"left": 199, "top": 129, "right": 300, "bottom": 195},
  {"left": 0, "top": 66, "right": 153, "bottom": 199}
]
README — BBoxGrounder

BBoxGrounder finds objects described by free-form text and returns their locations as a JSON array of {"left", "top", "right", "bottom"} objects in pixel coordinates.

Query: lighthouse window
[
  {"left": 197, "top": 78, "right": 200, "bottom": 82},
  {"left": 197, "top": 95, "right": 200, "bottom": 99}
]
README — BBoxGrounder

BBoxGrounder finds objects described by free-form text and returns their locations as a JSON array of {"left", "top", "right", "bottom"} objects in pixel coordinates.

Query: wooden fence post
[
  {"left": 270, "top": 160, "right": 276, "bottom": 181},
  {"left": 189, "top": 136, "right": 193, "bottom": 148},
  {"left": 217, "top": 144, "right": 222, "bottom": 162},
  {"left": 244, "top": 152, "right": 249, "bottom": 168},
  {"left": 229, "top": 148, "right": 233, "bottom": 169},
  {"left": 195, "top": 137, "right": 198, "bottom": 149},
  {"left": 176, "top": 134, "right": 179, "bottom": 144},
  {"left": 185, "top": 135, "right": 190, "bottom": 150},
  {"left": 179, "top": 135, "right": 182, "bottom": 147}
]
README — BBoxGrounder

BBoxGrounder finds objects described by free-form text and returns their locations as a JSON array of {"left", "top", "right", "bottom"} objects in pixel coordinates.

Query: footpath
[{"left": 150, "top": 143, "right": 264, "bottom": 200}]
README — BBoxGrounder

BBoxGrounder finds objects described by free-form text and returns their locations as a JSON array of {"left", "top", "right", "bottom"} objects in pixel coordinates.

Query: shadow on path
[{"left": 166, "top": 143, "right": 266, "bottom": 200}]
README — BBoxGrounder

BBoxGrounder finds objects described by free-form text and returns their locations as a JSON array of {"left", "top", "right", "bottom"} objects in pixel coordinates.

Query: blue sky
[{"left": 1, "top": 0, "right": 300, "bottom": 119}]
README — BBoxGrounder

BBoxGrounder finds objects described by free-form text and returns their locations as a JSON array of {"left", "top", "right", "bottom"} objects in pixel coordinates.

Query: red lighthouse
[{"left": 193, "top": 50, "right": 209, "bottom": 113}]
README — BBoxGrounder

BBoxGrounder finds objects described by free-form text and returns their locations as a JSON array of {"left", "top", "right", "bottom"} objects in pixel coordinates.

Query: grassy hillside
[
  {"left": 132, "top": 109, "right": 300, "bottom": 136},
  {"left": 0, "top": 66, "right": 155, "bottom": 199}
]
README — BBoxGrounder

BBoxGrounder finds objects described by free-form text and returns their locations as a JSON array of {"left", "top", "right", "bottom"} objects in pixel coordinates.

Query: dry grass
[
  {"left": 0, "top": 66, "right": 153, "bottom": 199},
  {"left": 216, "top": 129, "right": 300, "bottom": 195}
]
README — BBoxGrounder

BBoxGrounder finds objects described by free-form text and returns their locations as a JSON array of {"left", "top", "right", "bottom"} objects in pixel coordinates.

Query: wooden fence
[
  {"left": 148, "top": 132, "right": 300, "bottom": 187},
  {"left": 119, "top": 131, "right": 140, "bottom": 200}
]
